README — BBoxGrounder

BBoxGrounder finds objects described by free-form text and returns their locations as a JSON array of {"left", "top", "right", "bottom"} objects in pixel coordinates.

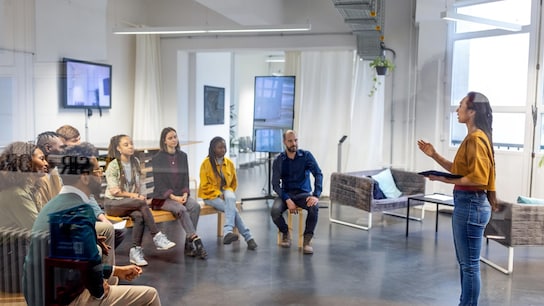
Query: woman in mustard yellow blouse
[
  {"left": 198, "top": 136, "right": 257, "bottom": 250},
  {"left": 418, "top": 91, "right": 497, "bottom": 306}
]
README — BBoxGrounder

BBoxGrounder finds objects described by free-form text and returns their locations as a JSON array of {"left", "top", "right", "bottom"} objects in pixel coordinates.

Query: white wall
[{"left": 0, "top": 0, "right": 145, "bottom": 146}]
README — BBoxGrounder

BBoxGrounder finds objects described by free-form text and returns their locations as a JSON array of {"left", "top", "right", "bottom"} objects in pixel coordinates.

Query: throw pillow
[
  {"left": 371, "top": 168, "right": 402, "bottom": 199},
  {"left": 368, "top": 177, "right": 386, "bottom": 200},
  {"left": 517, "top": 195, "right": 544, "bottom": 204}
]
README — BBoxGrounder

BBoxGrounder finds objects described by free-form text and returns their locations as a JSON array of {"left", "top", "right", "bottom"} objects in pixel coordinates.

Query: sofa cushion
[
  {"left": 517, "top": 195, "right": 544, "bottom": 204},
  {"left": 371, "top": 168, "right": 402, "bottom": 198}
]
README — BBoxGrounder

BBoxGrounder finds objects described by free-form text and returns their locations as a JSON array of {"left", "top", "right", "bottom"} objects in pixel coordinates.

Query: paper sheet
[
  {"left": 113, "top": 219, "right": 127, "bottom": 230},
  {"left": 425, "top": 194, "right": 453, "bottom": 201}
]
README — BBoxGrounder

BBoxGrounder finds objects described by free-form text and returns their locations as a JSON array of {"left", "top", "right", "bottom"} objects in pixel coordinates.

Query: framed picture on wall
[{"left": 204, "top": 85, "right": 225, "bottom": 125}]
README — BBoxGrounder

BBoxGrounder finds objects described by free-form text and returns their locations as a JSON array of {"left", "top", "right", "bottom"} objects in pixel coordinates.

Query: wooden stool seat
[{"left": 277, "top": 207, "right": 304, "bottom": 248}]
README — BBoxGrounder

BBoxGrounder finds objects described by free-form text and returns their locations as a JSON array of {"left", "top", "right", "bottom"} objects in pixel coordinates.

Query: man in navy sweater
[{"left": 271, "top": 130, "right": 323, "bottom": 254}]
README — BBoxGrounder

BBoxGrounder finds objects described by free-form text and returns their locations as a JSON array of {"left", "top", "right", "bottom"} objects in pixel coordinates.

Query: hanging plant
[
  {"left": 369, "top": 56, "right": 395, "bottom": 75},
  {"left": 368, "top": 56, "right": 395, "bottom": 97}
]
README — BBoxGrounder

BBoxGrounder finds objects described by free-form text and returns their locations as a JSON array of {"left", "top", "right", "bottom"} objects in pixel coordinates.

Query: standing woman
[
  {"left": 104, "top": 134, "right": 176, "bottom": 266},
  {"left": 199, "top": 136, "right": 258, "bottom": 250},
  {"left": 418, "top": 91, "right": 497, "bottom": 306},
  {"left": 151, "top": 127, "right": 207, "bottom": 259}
]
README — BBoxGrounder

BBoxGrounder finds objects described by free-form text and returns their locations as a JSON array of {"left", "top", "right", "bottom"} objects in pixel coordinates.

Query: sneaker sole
[
  {"left": 156, "top": 242, "right": 176, "bottom": 250},
  {"left": 130, "top": 259, "right": 149, "bottom": 266}
]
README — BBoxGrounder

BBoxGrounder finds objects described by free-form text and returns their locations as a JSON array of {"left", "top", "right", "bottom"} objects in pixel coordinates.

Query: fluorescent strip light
[
  {"left": 265, "top": 58, "right": 285, "bottom": 63},
  {"left": 440, "top": 11, "right": 521, "bottom": 31},
  {"left": 113, "top": 24, "right": 311, "bottom": 35}
]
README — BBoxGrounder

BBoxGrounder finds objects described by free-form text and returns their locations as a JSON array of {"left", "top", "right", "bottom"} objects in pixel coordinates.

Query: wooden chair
[
  {"left": 276, "top": 207, "right": 304, "bottom": 248},
  {"left": 44, "top": 257, "right": 90, "bottom": 306}
]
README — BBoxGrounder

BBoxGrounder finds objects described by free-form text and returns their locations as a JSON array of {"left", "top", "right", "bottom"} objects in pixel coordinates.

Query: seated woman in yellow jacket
[{"left": 198, "top": 136, "right": 257, "bottom": 250}]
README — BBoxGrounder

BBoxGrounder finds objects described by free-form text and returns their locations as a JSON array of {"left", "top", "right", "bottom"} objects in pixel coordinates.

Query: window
[{"left": 449, "top": 0, "right": 533, "bottom": 151}]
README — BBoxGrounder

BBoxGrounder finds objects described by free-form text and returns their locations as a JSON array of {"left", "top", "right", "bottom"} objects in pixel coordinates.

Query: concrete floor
[{"left": 113, "top": 163, "right": 544, "bottom": 306}]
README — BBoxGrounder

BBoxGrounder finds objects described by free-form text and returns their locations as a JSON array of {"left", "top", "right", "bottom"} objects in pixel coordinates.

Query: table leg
[
  {"left": 405, "top": 198, "right": 411, "bottom": 237},
  {"left": 435, "top": 203, "right": 439, "bottom": 232}
]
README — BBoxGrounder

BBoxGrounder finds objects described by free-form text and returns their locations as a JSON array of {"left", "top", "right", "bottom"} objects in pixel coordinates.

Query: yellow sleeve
[{"left": 198, "top": 158, "right": 222, "bottom": 200}]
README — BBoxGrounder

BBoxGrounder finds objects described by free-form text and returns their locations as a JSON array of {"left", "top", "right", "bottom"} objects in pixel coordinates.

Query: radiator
[
  {"left": 0, "top": 227, "right": 49, "bottom": 306},
  {"left": 0, "top": 227, "right": 31, "bottom": 294}
]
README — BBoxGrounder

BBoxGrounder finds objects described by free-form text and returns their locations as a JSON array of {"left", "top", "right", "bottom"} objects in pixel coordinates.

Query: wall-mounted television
[
  {"left": 62, "top": 58, "right": 112, "bottom": 109},
  {"left": 252, "top": 76, "right": 295, "bottom": 153}
]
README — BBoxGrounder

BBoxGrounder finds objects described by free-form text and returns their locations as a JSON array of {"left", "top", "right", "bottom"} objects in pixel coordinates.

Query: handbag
[{"left": 48, "top": 204, "right": 101, "bottom": 262}]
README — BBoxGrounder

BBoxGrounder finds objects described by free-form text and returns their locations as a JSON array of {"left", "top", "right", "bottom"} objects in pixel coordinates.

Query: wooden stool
[{"left": 277, "top": 207, "right": 304, "bottom": 248}]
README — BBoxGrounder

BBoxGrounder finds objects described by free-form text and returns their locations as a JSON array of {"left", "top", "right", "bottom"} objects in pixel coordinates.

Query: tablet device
[{"left": 418, "top": 170, "right": 463, "bottom": 179}]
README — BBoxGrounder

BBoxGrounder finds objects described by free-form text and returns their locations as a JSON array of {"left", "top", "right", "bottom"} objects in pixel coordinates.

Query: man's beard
[
  {"left": 287, "top": 145, "right": 297, "bottom": 153},
  {"left": 89, "top": 178, "right": 102, "bottom": 199}
]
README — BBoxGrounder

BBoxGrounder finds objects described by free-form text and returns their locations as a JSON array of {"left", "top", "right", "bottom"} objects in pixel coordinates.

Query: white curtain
[
  {"left": 132, "top": 35, "right": 162, "bottom": 141},
  {"left": 283, "top": 50, "right": 384, "bottom": 195}
]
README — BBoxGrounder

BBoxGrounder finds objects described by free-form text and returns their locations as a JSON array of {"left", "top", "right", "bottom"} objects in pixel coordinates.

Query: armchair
[
  {"left": 329, "top": 168, "right": 425, "bottom": 230},
  {"left": 481, "top": 199, "right": 544, "bottom": 274}
]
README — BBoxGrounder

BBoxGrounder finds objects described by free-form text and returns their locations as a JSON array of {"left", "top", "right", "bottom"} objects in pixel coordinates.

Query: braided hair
[
  {"left": 107, "top": 134, "right": 141, "bottom": 191},
  {"left": 207, "top": 136, "right": 226, "bottom": 181}
]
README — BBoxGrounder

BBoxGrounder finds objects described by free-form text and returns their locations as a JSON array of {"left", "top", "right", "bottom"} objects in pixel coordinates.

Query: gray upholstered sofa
[
  {"left": 481, "top": 199, "right": 544, "bottom": 274},
  {"left": 329, "top": 168, "right": 425, "bottom": 230}
]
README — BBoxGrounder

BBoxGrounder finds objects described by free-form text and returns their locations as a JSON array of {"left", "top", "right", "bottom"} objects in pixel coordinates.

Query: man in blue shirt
[{"left": 271, "top": 130, "right": 323, "bottom": 254}]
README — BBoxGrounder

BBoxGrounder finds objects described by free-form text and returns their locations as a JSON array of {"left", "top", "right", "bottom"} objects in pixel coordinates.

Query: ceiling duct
[{"left": 332, "top": 0, "right": 384, "bottom": 59}]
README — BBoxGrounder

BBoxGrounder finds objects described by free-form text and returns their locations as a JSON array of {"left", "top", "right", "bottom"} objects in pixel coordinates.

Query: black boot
[
  {"left": 192, "top": 237, "right": 208, "bottom": 260},
  {"left": 184, "top": 238, "right": 196, "bottom": 257}
]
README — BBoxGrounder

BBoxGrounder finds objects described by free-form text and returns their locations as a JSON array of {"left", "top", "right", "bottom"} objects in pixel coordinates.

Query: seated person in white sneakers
[
  {"left": 23, "top": 142, "right": 161, "bottom": 305},
  {"left": 104, "top": 134, "right": 175, "bottom": 266},
  {"left": 271, "top": 130, "right": 323, "bottom": 254}
]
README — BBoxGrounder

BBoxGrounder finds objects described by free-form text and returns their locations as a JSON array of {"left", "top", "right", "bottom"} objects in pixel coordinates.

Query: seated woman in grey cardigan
[{"left": 150, "top": 127, "right": 207, "bottom": 259}]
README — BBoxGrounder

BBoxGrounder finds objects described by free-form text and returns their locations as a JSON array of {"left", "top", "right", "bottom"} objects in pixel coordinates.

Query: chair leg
[
  {"left": 328, "top": 199, "right": 373, "bottom": 230},
  {"left": 480, "top": 245, "right": 514, "bottom": 274},
  {"left": 298, "top": 211, "right": 304, "bottom": 248},
  {"left": 217, "top": 212, "right": 223, "bottom": 237},
  {"left": 276, "top": 209, "right": 303, "bottom": 247}
]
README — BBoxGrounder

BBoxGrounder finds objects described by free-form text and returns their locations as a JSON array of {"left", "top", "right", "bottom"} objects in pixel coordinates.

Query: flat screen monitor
[
  {"left": 254, "top": 128, "right": 284, "bottom": 153},
  {"left": 62, "top": 58, "right": 112, "bottom": 109},
  {"left": 252, "top": 76, "right": 295, "bottom": 153}
]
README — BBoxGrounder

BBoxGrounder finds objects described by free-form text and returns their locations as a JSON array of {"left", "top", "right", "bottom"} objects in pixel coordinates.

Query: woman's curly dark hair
[{"left": 0, "top": 141, "right": 38, "bottom": 189}]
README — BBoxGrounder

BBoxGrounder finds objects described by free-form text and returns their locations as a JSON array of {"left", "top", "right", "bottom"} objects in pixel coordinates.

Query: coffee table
[{"left": 406, "top": 193, "right": 454, "bottom": 237}]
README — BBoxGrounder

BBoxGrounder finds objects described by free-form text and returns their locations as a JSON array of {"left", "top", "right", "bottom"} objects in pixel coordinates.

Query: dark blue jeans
[
  {"left": 452, "top": 190, "right": 491, "bottom": 306},
  {"left": 270, "top": 192, "right": 319, "bottom": 236}
]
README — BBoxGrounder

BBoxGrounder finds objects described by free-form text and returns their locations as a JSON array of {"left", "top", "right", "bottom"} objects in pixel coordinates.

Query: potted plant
[
  {"left": 369, "top": 56, "right": 394, "bottom": 76},
  {"left": 368, "top": 56, "right": 395, "bottom": 97}
]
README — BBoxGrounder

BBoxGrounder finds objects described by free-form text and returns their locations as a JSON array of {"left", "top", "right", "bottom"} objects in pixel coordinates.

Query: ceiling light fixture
[
  {"left": 113, "top": 24, "right": 312, "bottom": 35},
  {"left": 440, "top": 10, "right": 521, "bottom": 32},
  {"left": 265, "top": 56, "right": 285, "bottom": 63}
]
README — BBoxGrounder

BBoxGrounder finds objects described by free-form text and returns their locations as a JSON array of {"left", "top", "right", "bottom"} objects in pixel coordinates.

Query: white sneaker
[
  {"left": 129, "top": 246, "right": 148, "bottom": 266},
  {"left": 153, "top": 231, "right": 176, "bottom": 250}
]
